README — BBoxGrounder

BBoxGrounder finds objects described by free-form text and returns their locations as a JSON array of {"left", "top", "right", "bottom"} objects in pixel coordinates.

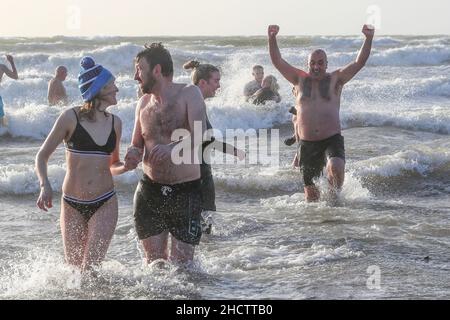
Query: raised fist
[
  {"left": 362, "top": 24, "right": 375, "bottom": 38},
  {"left": 268, "top": 25, "right": 280, "bottom": 37}
]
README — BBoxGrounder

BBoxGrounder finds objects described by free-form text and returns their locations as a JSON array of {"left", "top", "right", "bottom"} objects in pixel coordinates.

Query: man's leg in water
[
  {"left": 141, "top": 231, "right": 170, "bottom": 263},
  {"left": 326, "top": 157, "right": 345, "bottom": 194},
  {"left": 304, "top": 185, "right": 320, "bottom": 202},
  {"left": 170, "top": 237, "right": 195, "bottom": 264}
]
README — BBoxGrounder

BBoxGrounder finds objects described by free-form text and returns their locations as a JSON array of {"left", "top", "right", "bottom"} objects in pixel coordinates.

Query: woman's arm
[
  {"left": 35, "top": 110, "right": 72, "bottom": 211},
  {"left": 206, "top": 139, "right": 246, "bottom": 160},
  {"left": 109, "top": 116, "right": 129, "bottom": 176}
]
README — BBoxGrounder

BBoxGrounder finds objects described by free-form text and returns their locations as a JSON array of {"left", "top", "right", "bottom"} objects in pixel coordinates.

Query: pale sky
[{"left": 1, "top": 0, "right": 449, "bottom": 37}]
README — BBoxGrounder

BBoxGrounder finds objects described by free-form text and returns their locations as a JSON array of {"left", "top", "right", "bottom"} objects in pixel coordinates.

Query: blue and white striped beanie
[{"left": 78, "top": 56, "right": 114, "bottom": 102}]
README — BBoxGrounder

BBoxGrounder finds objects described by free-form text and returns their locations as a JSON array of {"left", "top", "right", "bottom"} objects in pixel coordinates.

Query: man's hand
[
  {"left": 148, "top": 144, "right": 172, "bottom": 167},
  {"left": 5, "top": 55, "right": 14, "bottom": 63},
  {"left": 362, "top": 24, "right": 375, "bottom": 39},
  {"left": 268, "top": 25, "right": 280, "bottom": 38},
  {"left": 124, "top": 146, "right": 143, "bottom": 170}
]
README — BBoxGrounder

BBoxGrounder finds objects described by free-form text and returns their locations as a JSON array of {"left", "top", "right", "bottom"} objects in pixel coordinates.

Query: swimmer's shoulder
[
  {"left": 180, "top": 83, "right": 203, "bottom": 100},
  {"left": 137, "top": 94, "right": 152, "bottom": 113}
]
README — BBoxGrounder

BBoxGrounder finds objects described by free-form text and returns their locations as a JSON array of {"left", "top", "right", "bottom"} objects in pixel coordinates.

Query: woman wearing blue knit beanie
[{"left": 35, "top": 56, "right": 131, "bottom": 276}]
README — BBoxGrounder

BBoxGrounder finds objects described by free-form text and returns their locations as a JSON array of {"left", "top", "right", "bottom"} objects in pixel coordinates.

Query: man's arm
[
  {"left": 268, "top": 25, "right": 308, "bottom": 85},
  {"left": 335, "top": 25, "right": 374, "bottom": 85},
  {"left": 124, "top": 95, "right": 146, "bottom": 168},
  {"left": 1, "top": 55, "right": 18, "bottom": 80},
  {"left": 47, "top": 80, "right": 54, "bottom": 105},
  {"left": 130, "top": 95, "right": 146, "bottom": 149},
  {"left": 186, "top": 85, "right": 207, "bottom": 156}
]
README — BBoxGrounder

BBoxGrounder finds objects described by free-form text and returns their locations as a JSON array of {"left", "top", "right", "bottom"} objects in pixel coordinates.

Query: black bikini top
[{"left": 65, "top": 108, "right": 116, "bottom": 156}]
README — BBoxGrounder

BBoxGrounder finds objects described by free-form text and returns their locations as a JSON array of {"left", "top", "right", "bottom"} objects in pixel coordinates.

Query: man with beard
[
  {"left": 268, "top": 24, "right": 374, "bottom": 202},
  {"left": 125, "top": 43, "right": 207, "bottom": 264}
]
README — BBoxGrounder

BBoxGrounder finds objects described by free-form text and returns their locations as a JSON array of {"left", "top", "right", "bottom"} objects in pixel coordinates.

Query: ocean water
[{"left": 0, "top": 35, "right": 449, "bottom": 299}]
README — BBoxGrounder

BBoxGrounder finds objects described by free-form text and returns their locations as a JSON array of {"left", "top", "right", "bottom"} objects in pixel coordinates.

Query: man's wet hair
[
  {"left": 136, "top": 42, "right": 174, "bottom": 77},
  {"left": 253, "top": 65, "right": 264, "bottom": 72}
]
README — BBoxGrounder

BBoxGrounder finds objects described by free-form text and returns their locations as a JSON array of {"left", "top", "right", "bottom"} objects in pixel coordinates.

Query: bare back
[{"left": 48, "top": 78, "right": 68, "bottom": 106}]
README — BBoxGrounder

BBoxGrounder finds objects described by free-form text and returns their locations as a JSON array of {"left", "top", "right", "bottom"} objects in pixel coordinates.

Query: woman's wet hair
[
  {"left": 263, "top": 75, "right": 280, "bottom": 93},
  {"left": 79, "top": 97, "right": 110, "bottom": 121},
  {"left": 79, "top": 88, "right": 111, "bottom": 121},
  {"left": 183, "top": 60, "right": 220, "bottom": 85}
]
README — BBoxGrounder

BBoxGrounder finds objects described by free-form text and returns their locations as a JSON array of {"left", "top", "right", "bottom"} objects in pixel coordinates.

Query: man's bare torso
[
  {"left": 48, "top": 78, "right": 67, "bottom": 106},
  {"left": 139, "top": 84, "right": 201, "bottom": 184},
  {"left": 295, "top": 72, "right": 343, "bottom": 141}
]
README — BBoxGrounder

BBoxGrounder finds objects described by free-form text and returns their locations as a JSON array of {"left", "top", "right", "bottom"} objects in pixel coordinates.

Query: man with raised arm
[
  {"left": 0, "top": 55, "right": 19, "bottom": 127},
  {"left": 268, "top": 24, "right": 374, "bottom": 202}
]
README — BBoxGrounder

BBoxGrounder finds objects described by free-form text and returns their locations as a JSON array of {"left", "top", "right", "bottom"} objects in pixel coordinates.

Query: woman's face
[
  {"left": 99, "top": 80, "right": 119, "bottom": 108},
  {"left": 262, "top": 76, "right": 271, "bottom": 88}
]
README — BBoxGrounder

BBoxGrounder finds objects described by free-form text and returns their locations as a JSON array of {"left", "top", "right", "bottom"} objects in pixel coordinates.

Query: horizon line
[{"left": 1, "top": 33, "right": 449, "bottom": 38}]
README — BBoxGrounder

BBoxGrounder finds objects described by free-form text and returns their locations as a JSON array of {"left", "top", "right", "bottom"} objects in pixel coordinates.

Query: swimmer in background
[
  {"left": 183, "top": 60, "right": 246, "bottom": 234},
  {"left": 48, "top": 66, "right": 69, "bottom": 106},
  {"left": 0, "top": 54, "right": 19, "bottom": 127},
  {"left": 251, "top": 74, "right": 281, "bottom": 105}
]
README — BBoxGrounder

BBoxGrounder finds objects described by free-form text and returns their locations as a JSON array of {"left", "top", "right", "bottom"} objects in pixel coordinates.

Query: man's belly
[
  {"left": 297, "top": 110, "right": 341, "bottom": 141},
  {"left": 143, "top": 162, "right": 201, "bottom": 185}
]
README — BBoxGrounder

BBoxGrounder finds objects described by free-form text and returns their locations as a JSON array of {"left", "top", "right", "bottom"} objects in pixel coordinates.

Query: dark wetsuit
[
  {"left": 200, "top": 116, "right": 239, "bottom": 211},
  {"left": 0, "top": 95, "right": 4, "bottom": 118},
  {"left": 252, "top": 88, "right": 279, "bottom": 105},
  {"left": 63, "top": 108, "right": 117, "bottom": 221},
  {"left": 298, "top": 134, "right": 345, "bottom": 186}
]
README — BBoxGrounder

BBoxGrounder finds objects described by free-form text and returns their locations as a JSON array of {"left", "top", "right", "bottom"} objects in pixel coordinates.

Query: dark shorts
[
  {"left": 133, "top": 174, "right": 203, "bottom": 245},
  {"left": 200, "top": 163, "right": 216, "bottom": 211},
  {"left": 298, "top": 133, "right": 345, "bottom": 186}
]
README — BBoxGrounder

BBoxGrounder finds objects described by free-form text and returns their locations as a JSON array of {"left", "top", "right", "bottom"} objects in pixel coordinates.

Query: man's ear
[{"left": 153, "top": 64, "right": 162, "bottom": 76}]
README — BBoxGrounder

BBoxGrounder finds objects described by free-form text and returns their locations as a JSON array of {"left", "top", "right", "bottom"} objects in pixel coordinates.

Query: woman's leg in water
[
  {"left": 60, "top": 199, "right": 88, "bottom": 269},
  {"left": 82, "top": 195, "right": 118, "bottom": 273}
]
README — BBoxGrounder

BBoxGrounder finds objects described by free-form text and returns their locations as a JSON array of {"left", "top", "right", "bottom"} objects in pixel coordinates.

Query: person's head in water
[
  {"left": 262, "top": 75, "right": 279, "bottom": 93},
  {"left": 308, "top": 49, "right": 328, "bottom": 79},
  {"left": 252, "top": 65, "right": 264, "bottom": 84},
  {"left": 134, "top": 42, "right": 174, "bottom": 94},
  {"left": 78, "top": 56, "right": 118, "bottom": 120},
  {"left": 183, "top": 60, "right": 220, "bottom": 99},
  {"left": 55, "top": 66, "right": 68, "bottom": 81}
]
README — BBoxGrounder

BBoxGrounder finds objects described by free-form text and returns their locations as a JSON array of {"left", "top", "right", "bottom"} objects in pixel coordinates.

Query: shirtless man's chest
[
  {"left": 138, "top": 85, "right": 202, "bottom": 184},
  {"left": 295, "top": 73, "right": 344, "bottom": 141},
  {"left": 140, "top": 95, "right": 188, "bottom": 146}
]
